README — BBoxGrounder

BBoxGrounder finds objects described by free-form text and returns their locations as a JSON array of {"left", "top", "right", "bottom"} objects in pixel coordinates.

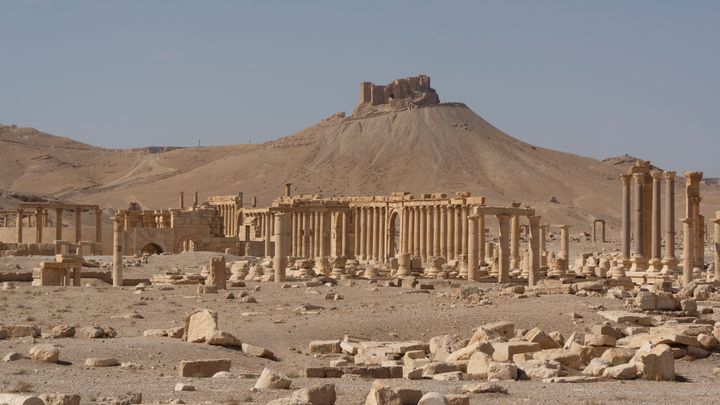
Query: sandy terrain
[{"left": 1, "top": 246, "right": 719, "bottom": 404}]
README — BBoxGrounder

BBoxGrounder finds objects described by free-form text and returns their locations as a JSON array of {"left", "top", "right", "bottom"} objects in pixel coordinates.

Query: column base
[
  {"left": 629, "top": 255, "right": 648, "bottom": 272},
  {"left": 647, "top": 258, "right": 663, "bottom": 272},
  {"left": 660, "top": 257, "right": 679, "bottom": 275}
]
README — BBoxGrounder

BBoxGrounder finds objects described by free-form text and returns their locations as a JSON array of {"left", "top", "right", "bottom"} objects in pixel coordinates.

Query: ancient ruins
[{"left": 2, "top": 76, "right": 720, "bottom": 404}]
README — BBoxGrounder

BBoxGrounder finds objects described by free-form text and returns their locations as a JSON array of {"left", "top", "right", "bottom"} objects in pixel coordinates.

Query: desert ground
[{"left": 1, "top": 237, "right": 720, "bottom": 404}]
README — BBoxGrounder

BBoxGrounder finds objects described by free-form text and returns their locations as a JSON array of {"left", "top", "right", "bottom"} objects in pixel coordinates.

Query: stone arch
[
  {"left": 141, "top": 242, "right": 163, "bottom": 255},
  {"left": 178, "top": 237, "right": 198, "bottom": 252}
]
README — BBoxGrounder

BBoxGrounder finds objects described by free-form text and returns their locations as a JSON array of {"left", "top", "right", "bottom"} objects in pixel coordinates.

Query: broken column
[
  {"left": 35, "top": 208, "right": 43, "bottom": 244},
  {"left": 208, "top": 256, "right": 227, "bottom": 289},
  {"left": 274, "top": 213, "right": 289, "bottom": 282},
  {"left": 685, "top": 171, "right": 703, "bottom": 268},
  {"left": 510, "top": 214, "right": 519, "bottom": 270},
  {"left": 661, "top": 171, "right": 678, "bottom": 273},
  {"left": 682, "top": 217, "right": 694, "bottom": 286},
  {"left": 55, "top": 208, "right": 63, "bottom": 241},
  {"left": 74, "top": 208, "right": 82, "bottom": 243},
  {"left": 112, "top": 217, "right": 123, "bottom": 287},
  {"left": 179, "top": 191, "right": 185, "bottom": 209},
  {"left": 560, "top": 225, "right": 570, "bottom": 273}
]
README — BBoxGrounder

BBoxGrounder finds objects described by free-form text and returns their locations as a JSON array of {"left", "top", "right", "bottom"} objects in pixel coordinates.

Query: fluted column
[
  {"left": 631, "top": 173, "right": 648, "bottom": 271},
  {"left": 468, "top": 215, "right": 478, "bottom": 280},
  {"left": 497, "top": 214, "right": 511, "bottom": 283},
  {"left": 528, "top": 215, "right": 541, "bottom": 286},
  {"left": 682, "top": 217, "right": 693, "bottom": 286},
  {"left": 510, "top": 214, "right": 519, "bottom": 270},
  {"left": 620, "top": 174, "right": 631, "bottom": 266},
  {"left": 649, "top": 171, "right": 663, "bottom": 272}
]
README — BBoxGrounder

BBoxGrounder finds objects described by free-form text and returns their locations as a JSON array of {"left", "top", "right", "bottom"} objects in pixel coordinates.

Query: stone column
[
  {"left": 696, "top": 215, "right": 705, "bottom": 270},
  {"left": 316, "top": 211, "right": 328, "bottom": 257},
  {"left": 467, "top": 215, "right": 478, "bottom": 281},
  {"left": 303, "top": 212, "right": 311, "bottom": 259},
  {"left": 685, "top": 171, "right": 703, "bottom": 268},
  {"left": 620, "top": 174, "right": 632, "bottom": 266},
  {"left": 35, "top": 208, "right": 43, "bottom": 244},
  {"left": 682, "top": 217, "right": 693, "bottom": 286},
  {"left": 447, "top": 207, "right": 455, "bottom": 260},
  {"left": 74, "top": 208, "right": 82, "bottom": 243},
  {"left": 461, "top": 206, "right": 469, "bottom": 256},
  {"left": 496, "top": 214, "right": 511, "bottom": 283},
  {"left": 539, "top": 224, "right": 548, "bottom": 267},
  {"left": 193, "top": 191, "right": 199, "bottom": 208},
  {"left": 179, "top": 191, "right": 184, "bottom": 209},
  {"left": 341, "top": 211, "right": 348, "bottom": 258},
  {"left": 55, "top": 208, "right": 63, "bottom": 241},
  {"left": 209, "top": 256, "right": 227, "bottom": 289},
  {"left": 315, "top": 211, "right": 322, "bottom": 258},
  {"left": 401, "top": 208, "right": 409, "bottom": 253},
  {"left": 419, "top": 206, "right": 427, "bottom": 261},
  {"left": 425, "top": 206, "right": 432, "bottom": 258},
  {"left": 95, "top": 209, "right": 102, "bottom": 244},
  {"left": 630, "top": 173, "right": 648, "bottom": 271},
  {"left": 478, "top": 214, "right": 486, "bottom": 266},
  {"left": 373, "top": 207, "right": 380, "bottom": 261},
  {"left": 264, "top": 213, "right": 273, "bottom": 257},
  {"left": 380, "top": 207, "right": 386, "bottom": 261},
  {"left": 274, "top": 213, "right": 288, "bottom": 282},
  {"left": 433, "top": 206, "right": 440, "bottom": 257},
  {"left": 112, "top": 217, "right": 123, "bottom": 287},
  {"left": 367, "top": 207, "right": 375, "bottom": 261},
  {"left": 649, "top": 171, "right": 663, "bottom": 271},
  {"left": 662, "top": 171, "right": 678, "bottom": 274},
  {"left": 510, "top": 214, "right": 520, "bottom": 270},
  {"left": 454, "top": 207, "right": 462, "bottom": 258},
  {"left": 560, "top": 225, "right": 570, "bottom": 272},
  {"left": 410, "top": 207, "right": 417, "bottom": 256},
  {"left": 440, "top": 206, "right": 447, "bottom": 258},
  {"left": 528, "top": 215, "right": 541, "bottom": 286},
  {"left": 359, "top": 208, "right": 366, "bottom": 260}
]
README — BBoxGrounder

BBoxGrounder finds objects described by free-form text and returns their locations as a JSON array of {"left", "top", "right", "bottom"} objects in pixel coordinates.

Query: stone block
[
  {"left": 491, "top": 341, "right": 541, "bottom": 362},
  {"left": 178, "top": 358, "right": 231, "bottom": 377}
]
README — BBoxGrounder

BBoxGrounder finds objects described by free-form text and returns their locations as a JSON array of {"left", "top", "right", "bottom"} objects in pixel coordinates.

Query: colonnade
[
  {"left": 399, "top": 205, "right": 470, "bottom": 263},
  {"left": 10, "top": 205, "right": 102, "bottom": 246}
]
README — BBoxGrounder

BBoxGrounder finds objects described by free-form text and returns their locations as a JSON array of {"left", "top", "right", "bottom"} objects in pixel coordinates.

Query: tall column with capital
[
  {"left": 373, "top": 207, "right": 380, "bottom": 261},
  {"left": 341, "top": 211, "right": 348, "bottom": 258},
  {"left": 682, "top": 217, "right": 694, "bottom": 286},
  {"left": 620, "top": 174, "right": 632, "bottom": 267},
  {"left": 630, "top": 173, "right": 648, "bottom": 271},
  {"left": 497, "top": 214, "right": 511, "bottom": 283},
  {"left": 414, "top": 207, "right": 421, "bottom": 257},
  {"left": 467, "top": 215, "right": 478, "bottom": 281},
  {"left": 433, "top": 206, "right": 440, "bottom": 257},
  {"left": 649, "top": 171, "right": 663, "bottom": 271},
  {"left": 510, "top": 214, "right": 520, "bottom": 270},
  {"left": 426, "top": 206, "right": 433, "bottom": 258},
  {"left": 410, "top": 207, "right": 417, "bottom": 256},
  {"left": 454, "top": 207, "right": 462, "bottom": 258},
  {"left": 528, "top": 215, "right": 541, "bottom": 286},
  {"left": 685, "top": 172, "right": 703, "bottom": 268},
  {"left": 303, "top": 211, "right": 311, "bottom": 259},
  {"left": 319, "top": 211, "right": 327, "bottom": 257},
  {"left": 461, "top": 206, "right": 469, "bottom": 257},
  {"left": 478, "top": 214, "right": 486, "bottom": 266}
]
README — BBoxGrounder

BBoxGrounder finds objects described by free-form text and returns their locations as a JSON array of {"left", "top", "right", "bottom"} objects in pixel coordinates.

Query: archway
[{"left": 141, "top": 243, "right": 163, "bottom": 255}]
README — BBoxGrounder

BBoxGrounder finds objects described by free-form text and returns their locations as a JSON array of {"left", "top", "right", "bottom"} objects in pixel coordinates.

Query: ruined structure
[
  {"left": 352, "top": 75, "right": 440, "bottom": 117},
  {"left": 0, "top": 203, "right": 102, "bottom": 256}
]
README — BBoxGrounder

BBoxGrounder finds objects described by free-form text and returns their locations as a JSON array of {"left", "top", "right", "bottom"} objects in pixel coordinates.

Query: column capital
[
  {"left": 528, "top": 215, "right": 541, "bottom": 225},
  {"left": 651, "top": 171, "right": 664, "bottom": 181},
  {"left": 632, "top": 172, "right": 646, "bottom": 184},
  {"left": 559, "top": 224, "right": 570, "bottom": 230},
  {"left": 620, "top": 174, "right": 631, "bottom": 185},
  {"left": 684, "top": 171, "right": 703, "bottom": 183},
  {"left": 663, "top": 170, "right": 676, "bottom": 180}
]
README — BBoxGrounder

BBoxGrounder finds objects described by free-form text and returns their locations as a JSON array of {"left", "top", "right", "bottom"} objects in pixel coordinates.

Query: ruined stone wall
[{"left": 354, "top": 75, "right": 440, "bottom": 117}]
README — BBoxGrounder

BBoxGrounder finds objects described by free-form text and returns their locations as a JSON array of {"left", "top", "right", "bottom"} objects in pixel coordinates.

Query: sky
[{"left": 1, "top": 1, "right": 719, "bottom": 175}]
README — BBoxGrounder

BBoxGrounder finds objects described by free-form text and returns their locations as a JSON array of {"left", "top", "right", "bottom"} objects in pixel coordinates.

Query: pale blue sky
[{"left": 1, "top": 1, "right": 718, "bottom": 175}]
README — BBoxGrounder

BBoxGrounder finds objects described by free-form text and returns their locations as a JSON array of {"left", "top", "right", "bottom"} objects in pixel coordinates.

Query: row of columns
[
  {"left": 15, "top": 207, "right": 102, "bottom": 245},
  {"left": 400, "top": 205, "right": 470, "bottom": 262},
  {"left": 288, "top": 210, "right": 333, "bottom": 259},
  {"left": 355, "top": 206, "right": 387, "bottom": 262},
  {"left": 621, "top": 171, "right": 679, "bottom": 272}
]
